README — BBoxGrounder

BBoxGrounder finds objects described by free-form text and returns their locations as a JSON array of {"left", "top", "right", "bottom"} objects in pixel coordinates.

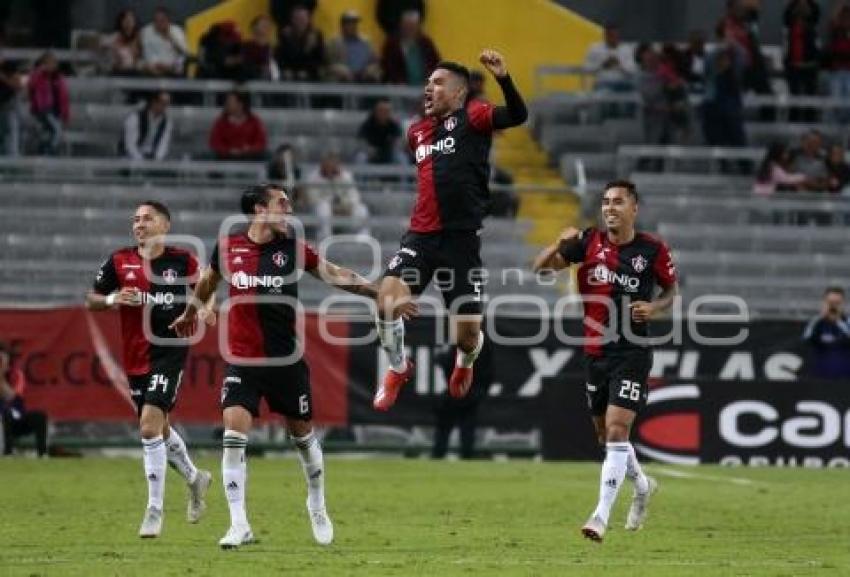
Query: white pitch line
[{"left": 653, "top": 466, "right": 763, "bottom": 486}]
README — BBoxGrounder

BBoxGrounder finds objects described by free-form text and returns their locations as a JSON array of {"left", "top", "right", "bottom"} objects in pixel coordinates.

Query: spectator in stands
[
  {"left": 327, "top": 10, "right": 381, "bottom": 83},
  {"left": 121, "top": 90, "right": 172, "bottom": 161},
  {"left": 635, "top": 44, "right": 690, "bottom": 148},
  {"left": 197, "top": 21, "right": 243, "bottom": 81},
  {"left": 802, "top": 287, "right": 850, "bottom": 379},
  {"left": 140, "top": 6, "right": 188, "bottom": 77},
  {"left": 356, "top": 99, "right": 404, "bottom": 165},
  {"left": 783, "top": 0, "right": 821, "bottom": 122},
  {"left": 0, "top": 341, "right": 48, "bottom": 457},
  {"left": 719, "top": 0, "right": 772, "bottom": 96},
  {"left": 28, "top": 52, "right": 69, "bottom": 156},
  {"left": 825, "top": 3, "right": 850, "bottom": 123},
  {"left": 381, "top": 10, "right": 440, "bottom": 85},
  {"left": 753, "top": 142, "right": 810, "bottom": 194},
  {"left": 305, "top": 151, "right": 370, "bottom": 240},
  {"left": 790, "top": 130, "right": 830, "bottom": 190},
  {"left": 376, "top": 0, "right": 424, "bottom": 36},
  {"left": 702, "top": 25, "right": 747, "bottom": 148},
  {"left": 209, "top": 91, "right": 268, "bottom": 161},
  {"left": 680, "top": 30, "right": 707, "bottom": 92},
  {"left": 102, "top": 8, "right": 141, "bottom": 76},
  {"left": 825, "top": 143, "right": 850, "bottom": 193},
  {"left": 242, "top": 15, "right": 278, "bottom": 81},
  {"left": 275, "top": 5, "right": 325, "bottom": 81},
  {"left": 583, "top": 22, "right": 636, "bottom": 93},
  {"left": 271, "top": 0, "right": 317, "bottom": 29},
  {"left": 0, "top": 60, "right": 22, "bottom": 156}
]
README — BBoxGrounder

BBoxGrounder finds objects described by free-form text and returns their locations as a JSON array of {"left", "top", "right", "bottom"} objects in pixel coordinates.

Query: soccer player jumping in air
[
  {"left": 86, "top": 201, "right": 214, "bottom": 538},
  {"left": 533, "top": 181, "right": 679, "bottom": 542},
  {"left": 373, "top": 49, "right": 527, "bottom": 411}
]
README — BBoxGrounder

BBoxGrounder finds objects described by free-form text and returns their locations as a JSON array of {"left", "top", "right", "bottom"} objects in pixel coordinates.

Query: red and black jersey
[
  {"left": 407, "top": 98, "right": 495, "bottom": 233},
  {"left": 93, "top": 246, "right": 199, "bottom": 376},
  {"left": 560, "top": 228, "right": 678, "bottom": 357},
  {"left": 211, "top": 231, "right": 319, "bottom": 361}
]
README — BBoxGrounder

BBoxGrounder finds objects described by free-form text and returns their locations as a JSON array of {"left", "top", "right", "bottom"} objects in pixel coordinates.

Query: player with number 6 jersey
[
  {"left": 86, "top": 200, "right": 213, "bottom": 539},
  {"left": 533, "top": 180, "right": 679, "bottom": 543},
  {"left": 170, "top": 183, "right": 415, "bottom": 549}
]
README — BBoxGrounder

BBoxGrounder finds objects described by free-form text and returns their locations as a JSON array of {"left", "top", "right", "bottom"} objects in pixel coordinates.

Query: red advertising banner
[{"left": 0, "top": 307, "right": 349, "bottom": 425}]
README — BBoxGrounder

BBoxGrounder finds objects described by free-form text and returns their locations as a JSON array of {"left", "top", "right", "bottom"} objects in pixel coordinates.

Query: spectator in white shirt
[
  {"left": 140, "top": 7, "right": 188, "bottom": 77},
  {"left": 305, "top": 152, "right": 370, "bottom": 240},
  {"left": 584, "top": 23, "right": 636, "bottom": 91},
  {"left": 122, "top": 91, "right": 172, "bottom": 161}
]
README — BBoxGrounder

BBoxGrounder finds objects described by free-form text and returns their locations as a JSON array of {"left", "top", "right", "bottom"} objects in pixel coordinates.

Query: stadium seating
[{"left": 531, "top": 88, "right": 850, "bottom": 319}]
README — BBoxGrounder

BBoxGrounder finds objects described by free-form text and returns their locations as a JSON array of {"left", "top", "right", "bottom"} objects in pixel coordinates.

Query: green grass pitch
[{"left": 2, "top": 457, "right": 848, "bottom": 576}]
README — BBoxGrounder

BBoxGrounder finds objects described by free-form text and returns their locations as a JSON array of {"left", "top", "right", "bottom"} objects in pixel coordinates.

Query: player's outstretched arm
[
  {"left": 479, "top": 49, "right": 528, "bottom": 128},
  {"left": 170, "top": 266, "right": 221, "bottom": 337},
  {"left": 532, "top": 227, "right": 580, "bottom": 273},
  {"left": 310, "top": 259, "right": 418, "bottom": 320}
]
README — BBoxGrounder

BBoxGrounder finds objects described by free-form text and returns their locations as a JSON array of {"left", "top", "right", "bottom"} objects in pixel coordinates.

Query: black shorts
[
  {"left": 584, "top": 349, "right": 652, "bottom": 417},
  {"left": 128, "top": 364, "right": 185, "bottom": 418},
  {"left": 221, "top": 361, "right": 312, "bottom": 420},
  {"left": 383, "top": 231, "right": 483, "bottom": 315}
]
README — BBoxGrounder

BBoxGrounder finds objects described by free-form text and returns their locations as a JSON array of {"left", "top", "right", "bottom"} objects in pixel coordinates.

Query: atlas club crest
[{"left": 272, "top": 251, "right": 288, "bottom": 268}]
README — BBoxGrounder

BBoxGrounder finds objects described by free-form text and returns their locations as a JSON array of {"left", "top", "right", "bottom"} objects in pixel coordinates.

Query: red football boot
[{"left": 373, "top": 360, "right": 414, "bottom": 411}]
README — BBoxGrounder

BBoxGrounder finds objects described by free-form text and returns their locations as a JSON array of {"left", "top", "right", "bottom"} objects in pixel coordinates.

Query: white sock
[
  {"left": 625, "top": 443, "right": 649, "bottom": 494},
  {"left": 376, "top": 316, "right": 407, "bottom": 372},
  {"left": 165, "top": 428, "right": 198, "bottom": 484},
  {"left": 293, "top": 431, "right": 325, "bottom": 511},
  {"left": 141, "top": 436, "right": 166, "bottom": 510},
  {"left": 222, "top": 430, "right": 249, "bottom": 527},
  {"left": 591, "top": 442, "right": 630, "bottom": 525},
  {"left": 456, "top": 331, "right": 484, "bottom": 369}
]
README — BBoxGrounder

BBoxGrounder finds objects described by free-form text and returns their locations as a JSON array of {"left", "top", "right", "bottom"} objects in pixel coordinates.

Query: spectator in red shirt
[
  {"left": 209, "top": 91, "right": 268, "bottom": 161},
  {"left": 826, "top": 3, "right": 850, "bottom": 122},
  {"left": 0, "top": 341, "right": 48, "bottom": 457},
  {"left": 381, "top": 10, "right": 440, "bottom": 85},
  {"left": 28, "top": 51, "right": 69, "bottom": 156}
]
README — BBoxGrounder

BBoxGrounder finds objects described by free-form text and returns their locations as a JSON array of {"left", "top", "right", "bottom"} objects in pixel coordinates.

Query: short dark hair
[
  {"left": 824, "top": 286, "right": 845, "bottom": 298},
  {"left": 241, "top": 183, "right": 282, "bottom": 216},
  {"left": 435, "top": 61, "right": 470, "bottom": 85},
  {"left": 140, "top": 200, "right": 171, "bottom": 221},
  {"left": 226, "top": 90, "right": 251, "bottom": 113},
  {"left": 147, "top": 90, "right": 169, "bottom": 106},
  {"left": 603, "top": 179, "right": 639, "bottom": 203},
  {"left": 154, "top": 6, "right": 170, "bottom": 17}
]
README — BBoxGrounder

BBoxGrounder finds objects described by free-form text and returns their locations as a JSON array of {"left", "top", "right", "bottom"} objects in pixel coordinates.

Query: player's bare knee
[
  {"left": 140, "top": 421, "right": 161, "bottom": 439},
  {"left": 605, "top": 422, "right": 630, "bottom": 443},
  {"left": 287, "top": 419, "right": 312, "bottom": 439}
]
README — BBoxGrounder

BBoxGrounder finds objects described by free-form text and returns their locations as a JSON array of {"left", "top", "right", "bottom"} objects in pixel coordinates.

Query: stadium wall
[{"left": 5, "top": 308, "right": 845, "bottom": 467}]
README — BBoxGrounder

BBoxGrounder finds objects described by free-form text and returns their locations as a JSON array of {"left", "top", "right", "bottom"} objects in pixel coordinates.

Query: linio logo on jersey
[
  {"left": 635, "top": 381, "right": 850, "bottom": 468},
  {"left": 231, "top": 271, "right": 285, "bottom": 290},
  {"left": 587, "top": 264, "right": 640, "bottom": 292},
  {"left": 415, "top": 136, "right": 456, "bottom": 163}
]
